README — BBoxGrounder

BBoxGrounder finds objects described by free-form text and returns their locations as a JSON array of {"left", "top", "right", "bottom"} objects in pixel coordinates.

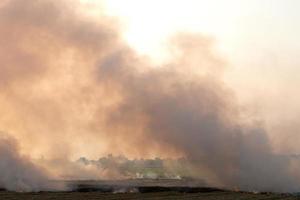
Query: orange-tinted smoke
[{"left": 0, "top": 0, "right": 300, "bottom": 192}]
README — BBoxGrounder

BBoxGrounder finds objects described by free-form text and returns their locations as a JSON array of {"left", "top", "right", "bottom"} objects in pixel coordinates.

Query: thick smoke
[
  {"left": 96, "top": 38, "right": 300, "bottom": 192},
  {"left": 0, "top": 0, "right": 299, "bottom": 192},
  {"left": 0, "top": 135, "right": 62, "bottom": 191}
]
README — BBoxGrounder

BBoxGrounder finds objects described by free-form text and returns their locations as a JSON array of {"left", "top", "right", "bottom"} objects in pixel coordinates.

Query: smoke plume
[
  {"left": 0, "top": 135, "right": 62, "bottom": 191},
  {"left": 0, "top": 0, "right": 299, "bottom": 192}
]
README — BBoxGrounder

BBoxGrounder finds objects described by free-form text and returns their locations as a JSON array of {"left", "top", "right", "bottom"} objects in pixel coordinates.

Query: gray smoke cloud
[
  {"left": 0, "top": 135, "right": 65, "bottom": 192},
  {"left": 96, "top": 38, "right": 300, "bottom": 192},
  {"left": 0, "top": 0, "right": 299, "bottom": 193}
]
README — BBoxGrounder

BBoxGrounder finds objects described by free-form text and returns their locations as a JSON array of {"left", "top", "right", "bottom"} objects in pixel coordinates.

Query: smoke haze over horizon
[{"left": 0, "top": 0, "right": 300, "bottom": 193}]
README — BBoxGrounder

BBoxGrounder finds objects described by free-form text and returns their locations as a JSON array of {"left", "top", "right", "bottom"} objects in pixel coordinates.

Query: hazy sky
[
  {"left": 96, "top": 0, "right": 300, "bottom": 92},
  {"left": 100, "top": 0, "right": 300, "bottom": 59}
]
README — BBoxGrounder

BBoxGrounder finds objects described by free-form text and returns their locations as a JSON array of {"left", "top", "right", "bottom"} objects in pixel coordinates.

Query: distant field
[
  {"left": 0, "top": 191, "right": 296, "bottom": 200},
  {"left": 1, "top": 180, "right": 299, "bottom": 199}
]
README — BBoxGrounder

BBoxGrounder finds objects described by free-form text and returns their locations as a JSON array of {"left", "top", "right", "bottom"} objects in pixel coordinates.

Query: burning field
[
  {"left": 0, "top": 179, "right": 298, "bottom": 200},
  {"left": 1, "top": 0, "right": 300, "bottom": 197},
  {"left": 0, "top": 190, "right": 295, "bottom": 200}
]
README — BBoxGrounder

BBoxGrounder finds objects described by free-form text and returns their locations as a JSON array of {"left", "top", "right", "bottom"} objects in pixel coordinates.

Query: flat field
[
  {"left": 1, "top": 180, "right": 299, "bottom": 200},
  {"left": 0, "top": 190, "right": 297, "bottom": 200}
]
